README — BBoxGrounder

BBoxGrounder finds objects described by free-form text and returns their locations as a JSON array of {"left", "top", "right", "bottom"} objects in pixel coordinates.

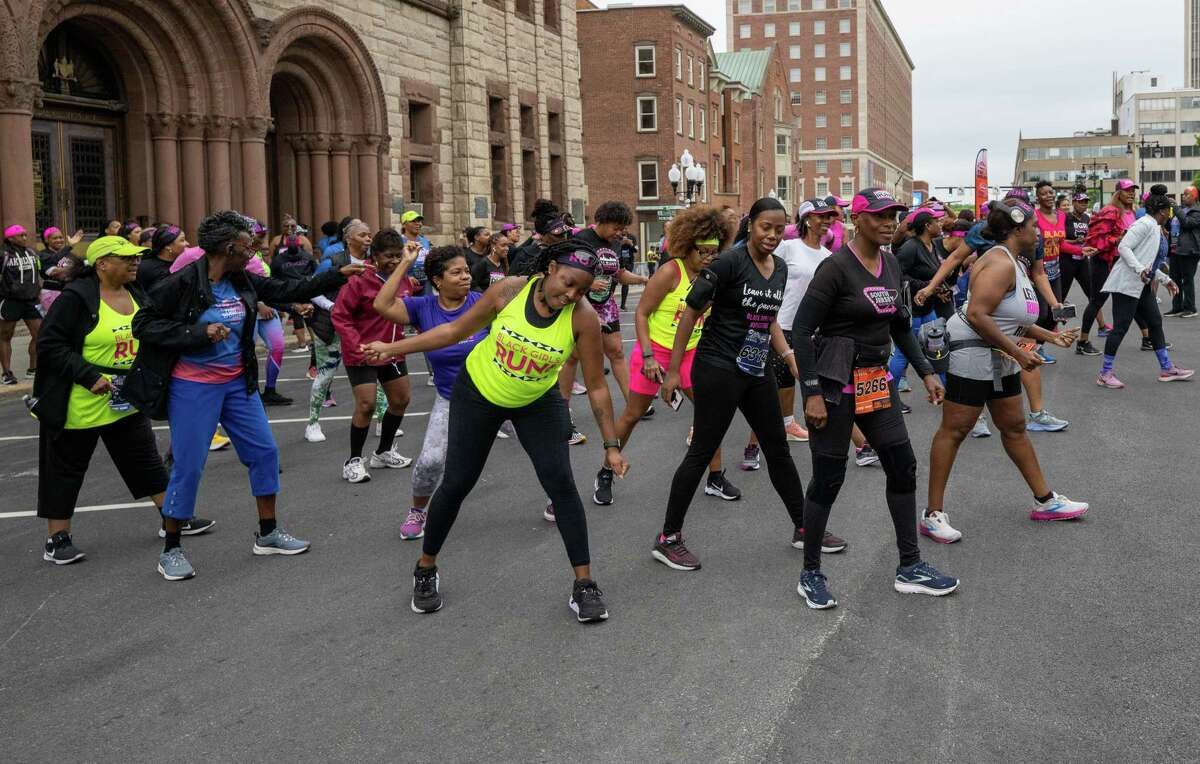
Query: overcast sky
[{"left": 602, "top": 0, "right": 1186, "bottom": 203}]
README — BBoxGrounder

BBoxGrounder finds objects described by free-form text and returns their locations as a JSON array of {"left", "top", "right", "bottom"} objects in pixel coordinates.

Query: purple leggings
[{"left": 256, "top": 315, "right": 285, "bottom": 389}]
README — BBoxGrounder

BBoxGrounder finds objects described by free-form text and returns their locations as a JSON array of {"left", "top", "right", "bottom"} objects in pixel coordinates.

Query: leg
[
  {"left": 162, "top": 379, "right": 225, "bottom": 520},
  {"left": 1103, "top": 292, "right": 1139, "bottom": 362},
  {"left": 38, "top": 424, "right": 102, "bottom": 536},
  {"left": 217, "top": 381, "right": 282, "bottom": 539},
  {"left": 411, "top": 396, "right": 451, "bottom": 508},
  {"left": 1180, "top": 257, "right": 1198, "bottom": 312},
  {"left": 1169, "top": 255, "right": 1184, "bottom": 313},
  {"left": 308, "top": 334, "right": 342, "bottom": 424},
  {"left": 348, "top": 381, "right": 378, "bottom": 458},
  {"left": 376, "top": 369, "right": 411, "bottom": 453},
  {"left": 855, "top": 387, "right": 921, "bottom": 567},
  {"left": 0, "top": 320, "right": 14, "bottom": 373},
  {"left": 256, "top": 316, "right": 285, "bottom": 391},
  {"left": 736, "top": 374, "right": 806, "bottom": 528},
  {"left": 1080, "top": 259, "right": 1112, "bottom": 338},
  {"left": 602, "top": 330, "right": 630, "bottom": 404},
  {"left": 987, "top": 394, "right": 1049, "bottom": 498},
  {"left": 24, "top": 317, "right": 40, "bottom": 371},
  {"left": 1021, "top": 366, "right": 1043, "bottom": 412},
  {"left": 926, "top": 398, "right": 981, "bottom": 512},
  {"left": 803, "top": 393, "right": 855, "bottom": 570}
]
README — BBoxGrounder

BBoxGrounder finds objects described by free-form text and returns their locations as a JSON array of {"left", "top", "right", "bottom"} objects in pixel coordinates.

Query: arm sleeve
[
  {"left": 311, "top": 294, "right": 334, "bottom": 311},
  {"left": 684, "top": 254, "right": 734, "bottom": 311},
  {"left": 132, "top": 278, "right": 213, "bottom": 351},
  {"left": 1181, "top": 208, "right": 1200, "bottom": 232},
  {"left": 330, "top": 280, "right": 363, "bottom": 350},
  {"left": 790, "top": 258, "right": 840, "bottom": 399},
  {"left": 401, "top": 295, "right": 423, "bottom": 331}
]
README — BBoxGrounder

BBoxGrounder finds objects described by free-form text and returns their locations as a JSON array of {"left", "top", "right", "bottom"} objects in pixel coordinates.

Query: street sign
[{"left": 657, "top": 206, "right": 683, "bottom": 221}]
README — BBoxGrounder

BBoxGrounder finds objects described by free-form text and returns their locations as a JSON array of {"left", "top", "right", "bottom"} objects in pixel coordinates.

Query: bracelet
[
  {"left": 781, "top": 349, "right": 795, "bottom": 359},
  {"left": 603, "top": 439, "right": 622, "bottom": 450},
  {"left": 642, "top": 351, "right": 655, "bottom": 358}
]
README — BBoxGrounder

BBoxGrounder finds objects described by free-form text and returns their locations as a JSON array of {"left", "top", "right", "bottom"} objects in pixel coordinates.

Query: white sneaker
[
  {"left": 304, "top": 423, "right": 325, "bottom": 443},
  {"left": 426, "top": 375, "right": 435, "bottom": 387},
  {"left": 969, "top": 415, "right": 991, "bottom": 438},
  {"left": 497, "top": 421, "right": 515, "bottom": 439},
  {"left": 342, "top": 457, "right": 372, "bottom": 483},
  {"left": 368, "top": 449, "right": 412, "bottom": 469},
  {"left": 571, "top": 381, "right": 587, "bottom": 395},
  {"left": 919, "top": 511, "right": 963, "bottom": 544}
]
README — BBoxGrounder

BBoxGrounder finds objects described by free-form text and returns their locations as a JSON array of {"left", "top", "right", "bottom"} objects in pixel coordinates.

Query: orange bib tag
[
  {"left": 1001, "top": 339, "right": 1037, "bottom": 362},
  {"left": 853, "top": 366, "right": 891, "bottom": 415}
]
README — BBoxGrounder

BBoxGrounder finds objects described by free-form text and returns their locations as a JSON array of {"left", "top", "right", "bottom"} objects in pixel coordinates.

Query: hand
[
  {"left": 914, "top": 286, "right": 934, "bottom": 306},
  {"left": 206, "top": 323, "right": 232, "bottom": 343},
  {"left": 89, "top": 376, "right": 113, "bottom": 395},
  {"left": 640, "top": 355, "right": 664, "bottom": 383},
  {"left": 1140, "top": 268, "right": 1153, "bottom": 283},
  {"left": 361, "top": 341, "right": 395, "bottom": 362},
  {"left": 48, "top": 266, "right": 66, "bottom": 279},
  {"left": 659, "top": 370, "right": 682, "bottom": 406},
  {"left": 605, "top": 448, "right": 630, "bottom": 478},
  {"left": 1013, "top": 346, "right": 1044, "bottom": 372},
  {"left": 292, "top": 303, "right": 313, "bottom": 317},
  {"left": 804, "top": 395, "right": 828, "bottom": 430},
  {"left": 1050, "top": 328, "right": 1080, "bottom": 348},
  {"left": 923, "top": 374, "right": 945, "bottom": 406},
  {"left": 257, "top": 304, "right": 276, "bottom": 320},
  {"left": 1081, "top": 246, "right": 1098, "bottom": 257},
  {"left": 340, "top": 264, "right": 367, "bottom": 278},
  {"left": 69, "top": 230, "right": 84, "bottom": 245},
  {"left": 403, "top": 240, "right": 422, "bottom": 264},
  {"left": 1167, "top": 280, "right": 1180, "bottom": 297},
  {"left": 935, "top": 286, "right": 953, "bottom": 303}
]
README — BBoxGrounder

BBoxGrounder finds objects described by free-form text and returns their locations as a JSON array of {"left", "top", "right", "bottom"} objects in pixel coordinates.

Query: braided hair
[{"left": 198, "top": 210, "right": 253, "bottom": 255}]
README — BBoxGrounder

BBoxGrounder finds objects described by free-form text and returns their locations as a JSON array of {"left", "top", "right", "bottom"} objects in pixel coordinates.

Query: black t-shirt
[
  {"left": 1067, "top": 212, "right": 1090, "bottom": 243},
  {"left": 470, "top": 257, "right": 507, "bottom": 292},
  {"left": 508, "top": 240, "right": 540, "bottom": 276},
  {"left": 463, "top": 247, "right": 487, "bottom": 272},
  {"left": 136, "top": 256, "right": 174, "bottom": 291},
  {"left": 685, "top": 244, "right": 786, "bottom": 377},
  {"left": 573, "top": 228, "right": 622, "bottom": 312}
]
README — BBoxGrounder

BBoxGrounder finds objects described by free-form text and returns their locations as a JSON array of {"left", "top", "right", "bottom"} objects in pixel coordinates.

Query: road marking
[{"left": 0, "top": 501, "right": 155, "bottom": 520}]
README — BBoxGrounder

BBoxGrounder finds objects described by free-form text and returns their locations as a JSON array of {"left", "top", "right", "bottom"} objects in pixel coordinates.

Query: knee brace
[
  {"left": 806, "top": 455, "right": 848, "bottom": 506},
  {"left": 876, "top": 441, "right": 917, "bottom": 494}
]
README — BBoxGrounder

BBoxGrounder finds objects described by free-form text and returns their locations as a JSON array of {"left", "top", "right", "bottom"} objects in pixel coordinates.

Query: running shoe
[
  {"left": 253, "top": 528, "right": 311, "bottom": 555},
  {"left": 1029, "top": 492, "right": 1089, "bottom": 522},
  {"left": 400, "top": 509, "right": 427, "bottom": 539},
  {"left": 1075, "top": 340, "right": 1101, "bottom": 356},
  {"left": 791, "top": 528, "right": 848, "bottom": 553},
  {"left": 157, "top": 518, "right": 215, "bottom": 538},
  {"left": 569, "top": 578, "right": 609, "bottom": 623},
  {"left": 411, "top": 564, "right": 443, "bottom": 614},
  {"left": 322, "top": 395, "right": 337, "bottom": 408},
  {"left": 593, "top": 467, "right": 615, "bottom": 505},
  {"left": 42, "top": 531, "right": 85, "bottom": 565},
  {"left": 785, "top": 421, "right": 809, "bottom": 442},
  {"left": 1141, "top": 338, "right": 1174, "bottom": 351},
  {"left": 1027, "top": 410, "right": 1069, "bottom": 432},
  {"left": 855, "top": 444, "right": 880, "bottom": 466},
  {"left": 156, "top": 547, "right": 196, "bottom": 581},
  {"left": 369, "top": 449, "right": 413, "bottom": 469},
  {"left": 919, "top": 511, "right": 962, "bottom": 544},
  {"left": 426, "top": 375, "right": 435, "bottom": 387},
  {"left": 900, "top": 402, "right": 912, "bottom": 415},
  {"left": 641, "top": 404, "right": 656, "bottom": 420},
  {"left": 740, "top": 444, "right": 761, "bottom": 471},
  {"left": 1097, "top": 324, "right": 1113, "bottom": 337},
  {"left": 304, "top": 423, "right": 326, "bottom": 442},
  {"left": 1158, "top": 366, "right": 1195, "bottom": 382},
  {"left": 798, "top": 569, "right": 837, "bottom": 609},
  {"left": 897, "top": 377, "right": 911, "bottom": 393},
  {"left": 1036, "top": 347, "right": 1056, "bottom": 364},
  {"left": 969, "top": 415, "right": 992, "bottom": 438},
  {"left": 342, "top": 457, "right": 372, "bottom": 483},
  {"left": 1182, "top": 310, "right": 1198, "bottom": 318},
  {"left": 261, "top": 389, "right": 293, "bottom": 406},
  {"left": 703, "top": 470, "right": 742, "bottom": 501},
  {"left": 292, "top": 344, "right": 309, "bottom": 354},
  {"left": 25, "top": 368, "right": 36, "bottom": 378},
  {"left": 1096, "top": 371, "right": 1125, "bottom": 389},
  {"left": 894, "top": 561, "right": 959, "bottom": 596},
  {"left": 306, "top": 366, "right": 317, "bottom": 380},
  {"left": 543, "top": 500, "right": 556, "bottom": 522},
  {"left": 1163, "top": 308, "right": 1184, "bottom": 318},
  {"left": 651, "top": 532, "right": 701, "bottom": 571},
  {"left": 568, "top": 429, "right": 587, "bottom": 445},
  {"left": 571, "top": 381, "right": 587, "bottom": 395},
  {"left": 1, "top": 370, "right": 17, "bottom": 385},
  {"left": 209, "top": 433, "right": 231, "bottom": 451}
]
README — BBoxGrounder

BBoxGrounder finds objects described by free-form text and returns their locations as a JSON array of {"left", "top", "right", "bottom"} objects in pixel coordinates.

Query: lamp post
[
  {"left": 1080, "top": 161, "right": 1108, "bottom": 206},
  {"left": 1127, "top": 136, "right": 1162, "bottom": 187},
  {"left": 666, "top": 152, "right": 704, "bottom": 206}
]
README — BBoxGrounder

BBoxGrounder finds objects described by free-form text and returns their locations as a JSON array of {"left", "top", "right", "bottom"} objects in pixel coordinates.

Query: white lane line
[
  {"left": 273, "top": 371, "right": 431, "bottom": 383},
  {"left": 0, "top": 501, "right": 155, "bottom": 520}
]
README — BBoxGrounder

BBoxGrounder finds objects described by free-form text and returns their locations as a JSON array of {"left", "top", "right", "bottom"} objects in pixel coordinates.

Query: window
[
  {"left": 776, "top": 134, "right": 789, "bottom": 155},
  {"left": 815, "top": 160, "right": 828, "bottom": 173},
  {"left": 699, "top": 61, "right": 706, "bottom": 92},
  {"left": 839, "top": 18, "right": 851, "bottom": 33},
  {"left": 1181, "top": 121, "right": 1200, "bottom": 133},
  {"left": 544, "top": 0, "right": 559, "bottom": 30},
  {"left": 815, "top": 137, "right": 828, "bottom": 150},
  {"left": 775, "top": 92, "right": 783, "bottom": 121},
  {"left": 712, "top": 105, "right": 719, "bottom": 136},
  {"left": 812, "top": 0, "right": 826, "bottom": 8},
  {"left": 815, "top": 67, "right": 826, "bottom": 81},
  {"left": 675, "top": 97, "right": 683, "bottom": 134},
  {"left": 815, "top": 114, "right": 827, "bottom": 128},
  {"left": 739, "top": 24, "right": 751, "bottom": 39},
  {"left": 841, "top": 179, "right": 854, "bottom": 196},
  {"left": 635, "top": 46, "right": 655, "bottom": 77},
  {"left": 734, "top": 115, "right": 741, "bottom": 144},
  {"left": 765, "top": 0, "right": 776, "bottom": 11},
  {"left": 638, "top": 161, "right": 658, "bottom": 200},
  {"left": 515, "top": 0, "right": 532, "bottom": 17},
  {"left": 789, "top": 68, "right": 802, "bottom": 83},
  {"left": 789, "top": 21, "right": 800, "bottom": 35},
  {"left": 636, "top": 96, "right": 657, "bottom": 131},
  {"left": 757, "top": 125, "right": 763, "bottom": 149},
  {"left": 776, "top": 175, "right": 789, "bottom": 201},
  {"left": 1138, "top": 122, "right": 1175, "bottom": 135},
  {"left": 1183, "top": 96, "right": 1200, "bottom": 109},
  {"left": 841, "top": 159, "right": 852, "bottom": 173},
  {"left": 840, "top": 112, "right": 851, "bottom": 127},
  {"left": 1139, "top": 97, "right": 1176, "bottom": 112},
  {"left": 816, "top": 180, "right": 829, "bottom": 197},
  {"left": 789, "top": 45, "right": 802, "bottom": 59},
  {"left": 688, "top": 103, "right": 694, "bottom": 138},
  {"left": 840, "top": 88, "right": 852, "bottom": 104},
  {"left": 839, "top": 42, "right": 851, "bottom": 57},
  {"left": 687, "top": 54, "right": 694, "bottom": 86},
  {"left": 838, "top": 0, "right": 852, "bottom": 6},
  {"left": 791, "top": 91, "right": 802, "bottom": 106},
  {"left": 674, "top": 48, "right": 682, "bottom": 79},
  {"left": 765, "top": 23, "right": 776, "bottom": 37},
  {"left": 840, "top": 135, "right": 852, "bottom": 149},
  {"left": 1141, "top": 170, "right": 1177, "bottom": 183},
  {"left": 738, "top": 0, "right": 750, "bottom": 12},
  {"left": 814, "top": 44, "right": 826, "bottom": 58},
  {"left": 699, "top": 107, "right": 705, "bottom": 138},
  {"left": 839, "top": 66, "right": 851, "bottom": 80},
  {"left": 1183, "top": 144, "right": 1200, "bottom": 157},
  {"left": 1139, "top": 145, "right": 1176, "bottom": 158},
  {"left": 788, "top": 0, "right": 800, "bottom": 8},
  {"left": 814, "top": 20, "right": 825, "bottom": 35},
  {"left": 814, "top": 90, "right": 827, "bottom": 104}
]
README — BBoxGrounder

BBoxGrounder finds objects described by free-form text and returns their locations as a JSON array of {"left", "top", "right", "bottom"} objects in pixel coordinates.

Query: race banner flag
[{"left": 974, "top": 149, "right": 988, "bottom": 219}]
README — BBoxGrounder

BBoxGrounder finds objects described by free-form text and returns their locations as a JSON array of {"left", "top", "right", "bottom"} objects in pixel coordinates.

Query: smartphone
[
  {"left": 669, "top": 389, "right": 684, "bottom": 411},
  {"left": 1052, "top": 303, "right": 1077, "bottom": 322}
]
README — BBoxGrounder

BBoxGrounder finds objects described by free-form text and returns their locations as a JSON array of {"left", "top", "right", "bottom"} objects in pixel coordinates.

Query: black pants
[
  {"left": 1105, "top": 285, "right": 1166, "bottom": 357},
  {"left": 1035, "top": 276, "right": 1062, "bottom": 333},
  {"left": 1082, "top": 259, "right": 1147, "bottom": 335},
  {"left": 619, "top": 282, "right": 630, "bottom": 309},
  {"left": 38, "top": 413, "right": 168, "bottom": 520},
  {"left": 422, "top": 372, "right": 591, "bottom": 566},
  {"left": 803, "top": 382, "right": 919, "bottom": 571},
  {"left": 663, "top": 359, "right": 805, "bottom": 536},
  {"left": 1059, "top": 256, "right": 1092, "bottom": 304},
  {"left": 1170, "top": 255, "right": 1198, "bottom": 313}
]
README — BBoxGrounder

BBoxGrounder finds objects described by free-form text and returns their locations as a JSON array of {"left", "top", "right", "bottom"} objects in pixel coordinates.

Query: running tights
[
  {"left": 308, "top": 334, "right": 385, "bottom": 424},
  {"left": 1105, "top": 285, "right": 1166, "bottom": 359},
  {"left": 422, "top": 373, "right": 591, "bottom": 566},
  {"left": 412, "top": 394, "right": 450, "bottom": 498},
  {"left": 256, "top": 315, "right": 284, "bottom": 390},
  {"left": 1082, "top": 260, "right": 1146, "bottom": 335},
  {"left": 663, "top": 359, "right": 805, "bottom": 536}
]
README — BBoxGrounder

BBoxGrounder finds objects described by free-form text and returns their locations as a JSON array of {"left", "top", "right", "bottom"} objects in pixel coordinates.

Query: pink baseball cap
[
  {"left": 825, "top": 195, "right": 851, "bottom": 208},
  {"left": 851, "top": 188, "right": 907, "bottom": 215},
  {"left": 4, "top": 224, "right": 27, "bottom": 238},
  {"left": 1116, "top": 179, "right": 1138, "bottom": 191}
]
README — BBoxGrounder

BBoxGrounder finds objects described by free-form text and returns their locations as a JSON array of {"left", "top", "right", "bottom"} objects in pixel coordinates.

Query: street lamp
[
  {"left": 1127, "top": 136, "right": 1162, "bottom": 187},
  {"left": 668, "top": 163, "right": 681, "bottom": 197},
  {"left": 667, "top": 152, "right": 704, "bottom": 205},
  {"left": 1080, "top": 161, "right": 1108, "bottom": 205}
]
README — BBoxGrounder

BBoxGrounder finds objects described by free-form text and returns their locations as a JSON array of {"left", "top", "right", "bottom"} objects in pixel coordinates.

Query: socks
[
  {"left": 1155, "top": 348, "right": 1172, "bottom": 371},
  {"left": 376, "top": 412, "right": 404, "bottom": 454},
  {"left": 783, "top": 415, "right": 795, "bottom": 427},
  {"left": 350, "top": 424, "right": 369, "bottom": 459},
  {"left": 259, "top": 518, "right": 277, "bottom": 537},
  {"left": 1034, "top": 492, "right": 1053, "bottom": 504},
  {"left": 163, "top": 531, "right": 181, "bottom": 553},
  {"left": 1101, "top": 354, "right": 1115, "bottom": 374}
]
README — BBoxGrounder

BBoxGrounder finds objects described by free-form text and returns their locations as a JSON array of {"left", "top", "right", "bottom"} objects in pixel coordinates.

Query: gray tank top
[{"left": 946, "top": 246, "right": 1040, "bottom": 381}]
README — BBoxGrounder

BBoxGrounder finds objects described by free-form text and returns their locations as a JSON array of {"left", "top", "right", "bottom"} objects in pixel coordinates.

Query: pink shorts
[{"left": 629, "top": 340, "right": 696, "bottom": 396}]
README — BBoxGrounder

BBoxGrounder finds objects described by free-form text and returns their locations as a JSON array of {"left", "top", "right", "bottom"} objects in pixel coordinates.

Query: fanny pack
[{"left": 948, "top": 305, "right": 1027, "bottom": 391}]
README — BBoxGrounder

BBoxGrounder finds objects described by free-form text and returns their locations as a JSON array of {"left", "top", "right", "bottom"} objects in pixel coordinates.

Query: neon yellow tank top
[
  {"left": 465, "top": 277, "right": 576, "bottom": 408},
  {"left": 65, "top": 294, "right": 140, "bottom": 430},
  {"left": 648, "top": 258, "right": 707, "bottom": 351}
]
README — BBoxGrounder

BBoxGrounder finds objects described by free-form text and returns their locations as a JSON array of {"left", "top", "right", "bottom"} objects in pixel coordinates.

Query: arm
[
  {"left": 372, "top": 244, "right": 419, "bottom": 324},
  {"left": 331, "top": 278, "right": 365, "bottom": 352},
  {"left": 964, "top": 255, "right": 1042, "bottom": 371},
  {"left": 660, "top": 257, "right": 732, "bottom": 403},
  {"left": 132, "top": 275, "right": 215, "bottom": 351},
  {"left": 616, "top": 268, "right": 648, "bottom": 286},
  {"left": 251, "top": 267, "right": 348, "bottom": 304},
  {"left": 1180, "top": 208, "right": 1200, "bottom": 232},
  {"left": 789, "top": 260, "right": 838, "bottom": 401},
  {"left": 915, "top": 246, "right": 970, "bottom": 305},
  {"left": 36, "top": 291, "right": 103, "bottom": 391},
  {"left": 575, "top": 303, "right": 630, "bottom": 476},
  {"left": 1116, "top": 219, "right": 1153, "bottom": 276},
  {"left": 634, "top": 260, "right": 679, "bottom": 383},
  {"left": 1029, "top": 259, "right": 1058, "bottom": 308}
]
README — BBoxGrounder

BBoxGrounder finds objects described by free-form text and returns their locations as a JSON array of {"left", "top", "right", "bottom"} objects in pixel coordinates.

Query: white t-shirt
[{"left": 775, "top": 238, "right": 831, "bottom": 329}]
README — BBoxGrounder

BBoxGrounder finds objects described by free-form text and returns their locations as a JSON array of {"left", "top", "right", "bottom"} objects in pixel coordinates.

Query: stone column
[
  {"left": 148, "top": 113, "right": 182, "bottom": 224},
  {"left": 239, "top": 116, "right": 272, "bottom": 222},
  {"left": 0, "top": 79, "right": 38, "bottom": 230},
  {"left": 356, "top": 134, "right": 382, "bottom": 231},
  {"left": 178, "top": 114, "right": 207, "bottom": 235},
  {"left": 205, "top": 116, "right": 233, "bottom": 211},
  {"left": 307, "top": 134, "right": 332, "bottom": 227},
  {"left": 330, "top": 134, "right": 353, "bottom": 220},
  {"left": 288, "top": 136, "right": 313, "bottom": 230},
  {"left": 379, "top": 135, "right": 393, "bottom": 228}
]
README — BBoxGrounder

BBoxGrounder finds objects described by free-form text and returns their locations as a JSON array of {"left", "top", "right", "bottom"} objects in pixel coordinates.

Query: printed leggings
[
  {"left": 411, "top": 394, "right": 450, "bottom": 498},
  {"left": 255, "top": 315, "right": 284, "bottom": 390},
  {"left": 308, "top": 333, "right": 385, "bottom": 424}
]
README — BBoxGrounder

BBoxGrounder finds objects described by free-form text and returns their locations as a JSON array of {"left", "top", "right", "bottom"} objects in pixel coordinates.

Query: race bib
[
  {"left": 107, "top": 374, "right": 132, "bottom": 413},
  {"left": 736, "top": 329, "right": 770, "bottom": 377},
  {"left": 853, "top": 367, "right": 891, "bottom": 415},
  {"left": 1043, "top": 257, "right": 1060, "bottom": 281}
]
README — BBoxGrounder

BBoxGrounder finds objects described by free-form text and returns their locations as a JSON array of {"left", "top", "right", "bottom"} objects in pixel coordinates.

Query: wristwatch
[{"left": 603, "top": 439, "right": 622, "bottom": 450}]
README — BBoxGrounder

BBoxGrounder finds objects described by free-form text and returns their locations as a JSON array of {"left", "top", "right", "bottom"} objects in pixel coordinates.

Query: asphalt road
[{"left": 1, "top": 288, "right": 1198, "bottom": 762}]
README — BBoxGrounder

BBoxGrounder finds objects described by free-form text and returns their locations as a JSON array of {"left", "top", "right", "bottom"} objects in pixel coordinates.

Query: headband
[
  {"left": 554, "top": 249, "right": 601, "bottom": 276},
  {"left": 43, "top": 227, "right": 62, "bottom": 240},
  {"left": 694, "top": 238, "right": 720, "bottom": 246}
]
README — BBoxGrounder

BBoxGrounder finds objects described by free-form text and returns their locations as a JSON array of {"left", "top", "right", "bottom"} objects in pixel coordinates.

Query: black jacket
[
  {"left": 135, "top": 255, "right": 175, "bottom": 291},
  {"left": 125, "top": 256, "right": 346, "bottom": 419},
  {"left": 1176, "top": 205, "right": 1200, "bottom": 258},
  {"left": 31, "top": 274, "right": 155, "bottom": 431}
]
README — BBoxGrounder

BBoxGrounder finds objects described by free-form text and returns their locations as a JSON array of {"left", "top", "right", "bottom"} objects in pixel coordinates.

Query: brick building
[
  {"left": 0, "top": 0, "right": 587, "bottom": 242},
  {"left": 727, "top": 0, "right": 914, "bottom": 204}
]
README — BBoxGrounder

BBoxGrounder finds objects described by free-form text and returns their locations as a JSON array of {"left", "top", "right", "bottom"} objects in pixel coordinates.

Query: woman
[
  {"left": 331, "top": 228, "right": 414, "bottom": 482},
  {"left": 373, "top": 245, "right": 488, "bottom": 539},
  {"left": 37, "top": 226, "right": 84, "bottom": 315},
  {"left": 104, "top": 220, "right": 122, "bottom": 237},
  {"left": 652, "top": 197, "right": 816, "bottom": 573},
  {"left": 1, "top": 225, "right": 43, "bottom": 384},
  {"left": 590, "top": 205, "right": 738, "bottom": 507},
  {"left": 820, "top": 195, "right": 851, "bottom": 252},
  {"left": 136, "top": 225, "right": 187, "bottom": 291},
  {"left": 889, "top": 207, "right": 950, "bottom": 409},
  {"left": 117, "top": 221, "right": 142, "bottom": 246},
  {"left": 269, "top": 214, "right": 313, "bottom": 255},
  {"left": 924, "top": 200, "right": 1088, "bottom": 545},
  {"left": 1096, "top": 194, "right": 1192, "bottom": 387},
  {"left": 32, "top": 235, "right": 214, "bottom": 568},
  {"left": 1062, "top": 192, "right": 1100, "bottom": 355},
  {"left": 1081, "top": 180, "right": 1144, "bottom": 351},
  {"left": 361, "top": 239, "right": 627, "bottom": 623},
  {"left": 463, "top": 226, "right": 492, "bottom": 271},
  {"left": 127, "top": 211, "right": 360, "bottom": 579},
  {"left": 792, "top": 188, "right": 956, "bottom": 610},
  {"left": 470, "top": 230, "right": 510, "bottom": 292}
]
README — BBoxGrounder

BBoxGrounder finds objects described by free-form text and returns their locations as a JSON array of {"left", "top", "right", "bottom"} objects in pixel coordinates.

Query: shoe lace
[
  {"left": 415, "top": 568, "right": 437, "bottom": 590},
  {"left": 404, "top": 509, "right": 425, "bottom": 524},
  {"left": 909, "top": 561, "right": 939, "bottom": 579},
  {"left": 577, "top": 581, "right": 603, "bottom": 601},
  {"left": 804, "top": 570, "right": 828, "bottom": 590}
]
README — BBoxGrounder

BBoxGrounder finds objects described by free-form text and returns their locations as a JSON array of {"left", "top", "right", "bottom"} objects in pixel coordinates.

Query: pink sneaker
[
  {"left": 322, "top": 395, "right": 338, "bottom": 408},
  {"left": 400, "top": 509, "right": 427, "bottom": 539},
  {"left": 1158, "top": 366, "right": 1195, "bottom": 382},
  {"left": 785, "top": 421, "right": 809, "bottom": 442},
  {"left": 1096, "top": 371, "right": 1125, "bottom": 389}
]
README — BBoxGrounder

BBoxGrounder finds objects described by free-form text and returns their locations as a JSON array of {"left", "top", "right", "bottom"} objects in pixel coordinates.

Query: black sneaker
[
  {"left": 1164, "top": 308, "right": 1184, "bottom": 318},
  {"left": 592, "top": 467, "right": 614, "bottom": 505},
  {"left": 569, "top": 578, "right": 610, "bottom": 623},
  {"left": 900, "top": 402, "right": 913, "bottom": 414},
  {"left": 1, "top": 371, "right": 16, "bottom": 386},
  {"left": 261, "top": 389, "right": 293, "bottom": 406},
  {"left": 641, "top": 404, "right": 656, "bottom": 420},
  {"left": 411, "top": 564, "right": 443, "bottom": 613},
  {"left": 43, "top": 531, "right": 85, "bottom": 565},
  {"left": 703, "top": 470, "right": 742, "bottom": 501},
  {"left": 158, "top": 517, "right": 216, "bottom": 538},
  {"left": 791, "top": 527, "right": 848, "bottom": 554},
  {"left": 1181, "top": 310, "right": 1198, "bottom": 318},
  {"left": 1142, "top": 338, "right": 1172, "bottom": 351},
  {"left": 1075, "top": 340, "right": 1101, "bottom": 357}
]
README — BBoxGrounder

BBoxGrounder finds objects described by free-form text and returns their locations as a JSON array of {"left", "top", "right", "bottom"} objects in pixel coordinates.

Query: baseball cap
[
  {"left": 907, "top": 209, "right": 944, "bottom": 228},
  {"left": 1116, "top": 179, "right": 1138, "bottom": 191},
  {"left": 1072, "top": 192, "right": 1090, "bottom": 202},
  {"left": 851, "top": 188, "right": 907, "bottom": 215},
  {"left": 400, "top": 210, "right": 424, "bottom": 224},
  {"left": 797, "top": 197, "right": 838, "bottom": 219},
  {"left": 86, "top": 235, "right": 147, "bottom": 265},
  {"left": 501, "top": 223, "right": 519, "bottom": 232},
  {"left": 825, "top": 195, "right": 851, "bottom": 208},
  {"left": 1003, "top": 188, "right": 1030, "bottom": 203}
]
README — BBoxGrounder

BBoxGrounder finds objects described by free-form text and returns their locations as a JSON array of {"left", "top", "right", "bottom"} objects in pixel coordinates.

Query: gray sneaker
[
  {"left": 1027, "top": 409, "right": 1069, "bottom": 432},
  {"left": 969, "top": 415, "right": 991, "bottom": 438},
  {"left": 157, "top": 547, "right": 196, "bottom": 580},
  {"left": 253, "top": 528, "right": 311, "bottom": 556}
]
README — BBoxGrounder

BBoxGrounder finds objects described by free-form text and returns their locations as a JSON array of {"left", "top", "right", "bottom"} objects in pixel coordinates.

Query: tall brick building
[
  {"left": 727, "top": 0, "right": 914, "bottom": 204},
  {"left": 0, "top": 0, "right": 587, "bottom": 242}
]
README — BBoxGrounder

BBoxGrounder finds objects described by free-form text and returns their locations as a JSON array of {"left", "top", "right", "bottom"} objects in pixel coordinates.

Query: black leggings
[
  {"left": 803, "top": 382, "right": 919, "bottom": 571},
  {"left": 421, "top": 372, "right": 590, "bottom": 566},
  {"left": 663, "top": 359, "right": 805, "bottom": 536},
  {"left": 1059, "top": 256, "right": 1092, "bottom": 303},
  {"left": 1105, "top": 285, "right": 1166, "bottom": 357},
  {"left": 1035, "top": 276, "right": 1062, "bottom": 334},
  {"left": 1082, "top": 259, "right": 1146, "bottom": 335}
]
